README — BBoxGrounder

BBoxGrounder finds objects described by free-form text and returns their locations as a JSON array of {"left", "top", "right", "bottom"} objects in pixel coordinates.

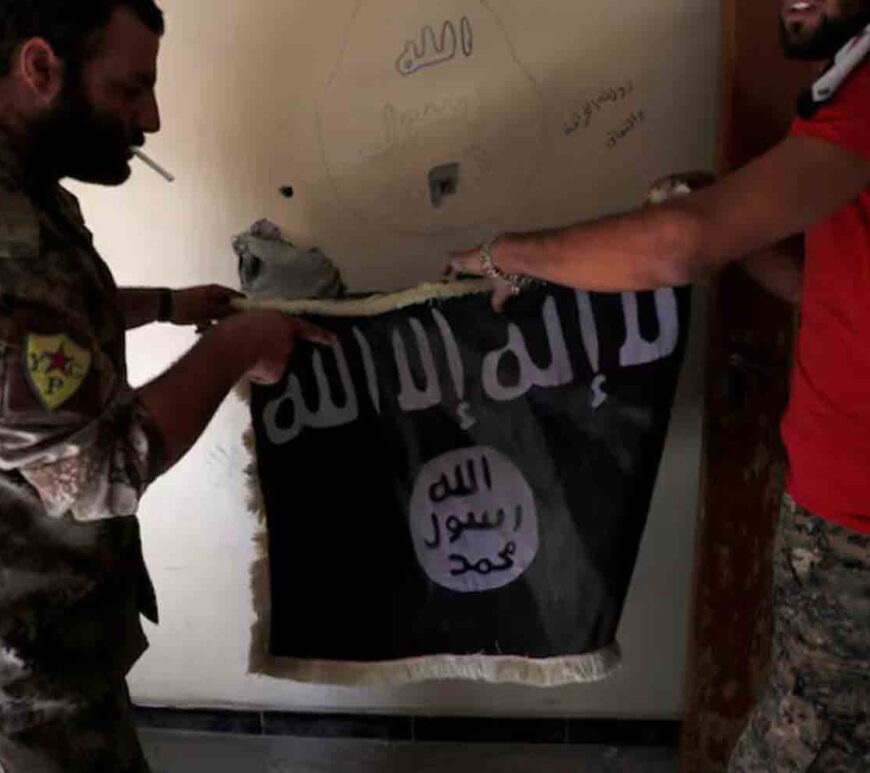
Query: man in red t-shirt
[{"left": 450, "top": 1, "right": 870, "bottom": 768}]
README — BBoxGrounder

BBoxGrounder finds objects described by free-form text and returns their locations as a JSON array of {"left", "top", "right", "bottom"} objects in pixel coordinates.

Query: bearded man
[
  {"left": 450, "top": 2, "right": 870, "bottom": 769},
  {"left": 0, "top": 2, "right": 329, "bottom": 770}
]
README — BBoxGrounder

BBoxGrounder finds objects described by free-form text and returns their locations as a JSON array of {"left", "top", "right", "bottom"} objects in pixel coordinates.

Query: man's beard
[
  {"left": 32, "top": 76, "right": 138, "bottom": 186},
  {"left": 780, "top": 6, "right": 870, "bottom": 60}
]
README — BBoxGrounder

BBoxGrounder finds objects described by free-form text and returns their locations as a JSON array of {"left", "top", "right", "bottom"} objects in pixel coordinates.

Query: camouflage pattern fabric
[
  {"left": 0, "top": 681, "right": 149, "bottom": 773},
  {"left": 728, "top": 495, "right": 870, "bottom": 772},
  {"left": 0, "top": 138, "right": 161, "bottom": 771}
]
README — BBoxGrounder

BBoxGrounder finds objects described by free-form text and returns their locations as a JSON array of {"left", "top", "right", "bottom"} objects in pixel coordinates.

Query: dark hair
[{"left": 0, "top": 0, "right": 164, "bottom": 77}]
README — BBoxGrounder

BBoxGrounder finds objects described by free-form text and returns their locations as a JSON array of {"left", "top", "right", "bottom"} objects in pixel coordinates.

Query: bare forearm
[
  {"left": 490, "top": 137, "right": 870, "bottom": 294},
  {"left": 740, "top": 237, "right": 804, "bottom": 304},
  {"left": 496, "top": 204, "right": 704, "bottom": 292},
  {"left": 137, "top": 323, "right": 255, "bottom": 473}
]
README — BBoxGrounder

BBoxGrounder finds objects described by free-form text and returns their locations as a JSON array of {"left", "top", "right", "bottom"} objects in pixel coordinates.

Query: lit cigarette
[{"left": 131, "top": 147, "right": 175, "bottom": 183}]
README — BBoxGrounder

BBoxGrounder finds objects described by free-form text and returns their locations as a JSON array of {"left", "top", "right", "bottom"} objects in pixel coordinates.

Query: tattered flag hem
[
  {"left": 247, "top": 645, "right": 622, "bottom": 688},
  {"left": 231, "top": 279, "right": 491, "bottom": 318}
]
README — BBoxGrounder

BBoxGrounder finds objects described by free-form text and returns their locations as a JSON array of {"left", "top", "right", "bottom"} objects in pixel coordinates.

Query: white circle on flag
[{"left": 409, "top": 447, "right": 539, "bottom": 593}]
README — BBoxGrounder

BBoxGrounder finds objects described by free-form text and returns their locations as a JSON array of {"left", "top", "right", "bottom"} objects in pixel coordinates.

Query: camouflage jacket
[{"left": 0, "top": 137, "right": 162, "bottom": 731}]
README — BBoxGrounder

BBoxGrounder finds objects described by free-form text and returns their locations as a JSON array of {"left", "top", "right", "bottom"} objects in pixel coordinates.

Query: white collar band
[{"left": 811, "top": 22, "right": 870, "bottom": 103}]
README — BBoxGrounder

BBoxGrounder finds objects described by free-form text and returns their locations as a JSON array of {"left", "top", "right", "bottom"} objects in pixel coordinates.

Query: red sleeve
[{"left": 790, "top": 59, "right": 870, "bottom": 162}]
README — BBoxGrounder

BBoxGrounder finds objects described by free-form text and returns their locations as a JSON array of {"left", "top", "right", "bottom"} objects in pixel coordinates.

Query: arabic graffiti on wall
[
  {"left": 396, "top": 17, "right": 474, "bottom": 77},
  {"left": 316, "top": 0, "right": 544, "bottom": 235},
  {"left": 563, "top": 81, "right": 636, "bottom": 136},
  {"left": 606, "top": 110, "right": 646, "bottom": 150},
  {"left": 563, "top": 82, "right": 648, "bottom": 151}
]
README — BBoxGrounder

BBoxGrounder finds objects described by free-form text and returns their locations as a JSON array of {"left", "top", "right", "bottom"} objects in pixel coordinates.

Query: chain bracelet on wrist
[{"left": 479, "top": 240, "right": 533, "bottom": 296}]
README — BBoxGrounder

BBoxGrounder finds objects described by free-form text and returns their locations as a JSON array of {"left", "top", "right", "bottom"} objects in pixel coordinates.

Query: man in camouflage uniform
[
  {"left": 0, "top": 2, "right": 329, "bottom": 770},
  {"left": 449, "top": 0, "right": 870, "bottom": 769}
]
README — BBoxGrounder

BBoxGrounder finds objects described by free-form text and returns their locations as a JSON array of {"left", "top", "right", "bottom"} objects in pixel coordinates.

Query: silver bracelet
[{"left": 479, "top": 240, "right": 533, "bottom": 296}]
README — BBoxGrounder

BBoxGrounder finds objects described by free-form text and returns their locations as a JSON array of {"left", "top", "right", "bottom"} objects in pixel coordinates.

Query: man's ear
[{"left": 17, "top": 38, "right": 64, "bottom": 106}]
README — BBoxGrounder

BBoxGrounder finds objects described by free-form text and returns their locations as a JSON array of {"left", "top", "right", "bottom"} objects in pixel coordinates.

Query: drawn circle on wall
[
  {"left": 317, "top": 0, "right": 544, "bottom": 235},
  {"left": 409, "top": 446, "right": 539, "bottom": 593}
]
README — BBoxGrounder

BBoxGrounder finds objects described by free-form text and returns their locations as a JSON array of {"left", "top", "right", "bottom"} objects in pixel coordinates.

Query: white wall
[{"left": 68, "top": 0, "right": 719, "bottom": 717}]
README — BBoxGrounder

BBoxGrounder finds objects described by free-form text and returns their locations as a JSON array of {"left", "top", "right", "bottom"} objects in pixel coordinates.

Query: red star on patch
[{"left": 47, "top": 344, "right": 73, "bottom": 375}]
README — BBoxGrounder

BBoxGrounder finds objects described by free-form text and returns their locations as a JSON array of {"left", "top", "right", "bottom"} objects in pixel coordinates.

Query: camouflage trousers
[
  {"left": 728, "top": 495, "right": 870, "bottom": 772},
  {"left": 0, "top": 680, "right": 149, "bottom": 773}
]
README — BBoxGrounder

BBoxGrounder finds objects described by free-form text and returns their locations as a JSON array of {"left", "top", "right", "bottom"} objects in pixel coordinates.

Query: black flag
[{"left": 248, "top": 284, "right": 690, "bottom": 684}]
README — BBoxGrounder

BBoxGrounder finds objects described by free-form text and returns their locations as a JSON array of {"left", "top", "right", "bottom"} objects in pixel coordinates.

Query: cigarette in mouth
[{"left": 131, "top": 147, "right": 175, "bottom": 183}]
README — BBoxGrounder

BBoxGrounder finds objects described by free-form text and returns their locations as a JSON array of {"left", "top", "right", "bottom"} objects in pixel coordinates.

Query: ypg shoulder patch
[{"left": 23, "top": 333, "right": 92, "bottom": 410}]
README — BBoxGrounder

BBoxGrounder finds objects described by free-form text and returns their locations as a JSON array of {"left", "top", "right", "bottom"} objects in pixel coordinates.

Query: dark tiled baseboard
[
  {"left": 566, "top": 719, "right": 681, "bottom": 747},
  {"left": 135, "top": 707, "right": 680, "bottom": 747},
  {"left": 413, "top": 716, "right": 566, "bottom": 745},
  {"left": 135, "top": 707, "right": 262, "bottom": 736},
  {"left": 262, "top": 712, "right": 413, "bottom": 741}
]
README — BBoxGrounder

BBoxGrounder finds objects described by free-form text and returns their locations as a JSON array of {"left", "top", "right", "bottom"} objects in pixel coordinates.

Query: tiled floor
[{"left": 140, "top": 729, "right": 678, "bottom": 773}]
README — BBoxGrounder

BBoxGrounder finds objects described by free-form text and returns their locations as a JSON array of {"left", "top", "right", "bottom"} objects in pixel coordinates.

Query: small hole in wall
[
  {"left": 279, "top": 186, "right": 295, "bottom": 199},
  {"left": 429, "top": 163, "right": 461, "bottom": 208}
]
